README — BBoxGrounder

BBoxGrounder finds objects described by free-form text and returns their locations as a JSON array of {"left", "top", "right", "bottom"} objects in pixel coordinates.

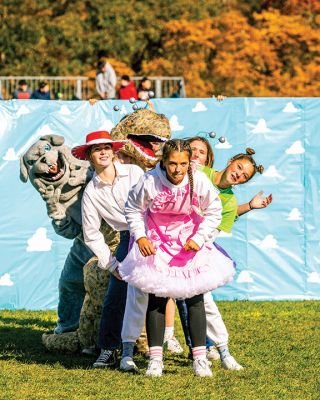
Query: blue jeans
[
  {"left": 176, "top": 299, "right": 213, "bottom": 349},
  {"left": 98, "top": 231, "right": 130, "bottom": 350},
  {"left": 55, "top": 237, "right": 94, "bottom": 334}
]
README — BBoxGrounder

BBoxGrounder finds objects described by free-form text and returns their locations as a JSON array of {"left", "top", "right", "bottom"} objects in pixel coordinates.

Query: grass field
[{"left": 0, "top": 301, "right": 319, "bottom": 400}]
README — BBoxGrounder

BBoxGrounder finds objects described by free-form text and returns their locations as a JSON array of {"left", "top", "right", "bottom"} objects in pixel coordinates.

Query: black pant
[
  {"left": 146, "top": 293, "right": 206, "bottom": 348},
  {"left": 98, "top": 231, "right": 130, "bottom": 350}
]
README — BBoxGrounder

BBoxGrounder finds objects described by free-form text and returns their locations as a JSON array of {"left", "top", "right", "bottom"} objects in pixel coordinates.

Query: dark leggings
[
  {"left": 177, "top": 299, "right": 214, "bottom": 349},
  {"left": 146, "top": 293, "right": 206, "bottom": 348}
]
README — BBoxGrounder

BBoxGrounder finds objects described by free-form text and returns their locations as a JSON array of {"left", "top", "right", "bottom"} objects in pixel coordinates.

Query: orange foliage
[{"left": 141, "top": 8, "right": 320, "bottom": 97}]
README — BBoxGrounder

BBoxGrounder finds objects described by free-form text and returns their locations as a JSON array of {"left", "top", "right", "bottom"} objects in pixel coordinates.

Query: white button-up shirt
[{"left": 81, "top": 161, "right": 144, "bottom": 270}]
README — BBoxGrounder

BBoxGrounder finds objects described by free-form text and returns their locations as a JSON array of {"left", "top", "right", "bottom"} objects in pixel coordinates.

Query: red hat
[{"left": 71, "top": 131, "right": 126, "bottom": 160}]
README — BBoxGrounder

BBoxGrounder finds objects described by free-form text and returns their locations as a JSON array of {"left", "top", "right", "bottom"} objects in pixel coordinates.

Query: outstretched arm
[{"left": 237, "top": 191, "right": 272, "bottom": 216}]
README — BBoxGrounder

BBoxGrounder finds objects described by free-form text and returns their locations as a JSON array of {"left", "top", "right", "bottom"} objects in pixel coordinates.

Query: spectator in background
[
  {"left": 96, "top": 60, "right": 117, "bottom": 99},
  {"left": 170, "top": 81, "right": 183, "bottom": 98},
  {"left": 118, "top": 75, "right": 138, "bottom": 100},
  {"left": 13, "top": 80, "right": 32, "bottom": 99},
  {"left": 137, "top": 77, "right": 152, "bottom": 101},
  {"left": 31, "top": 81, "right": 51, "bottom": 100}
]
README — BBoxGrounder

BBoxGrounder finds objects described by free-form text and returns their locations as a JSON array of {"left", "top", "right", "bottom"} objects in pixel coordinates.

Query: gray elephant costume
[{"left": 20, "top": 135, "right": 119, "bottom": 342}]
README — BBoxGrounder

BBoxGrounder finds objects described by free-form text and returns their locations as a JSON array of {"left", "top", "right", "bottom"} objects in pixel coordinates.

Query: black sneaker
[{"left": 93, "top": 349, "right": 117, "bottom": 368}]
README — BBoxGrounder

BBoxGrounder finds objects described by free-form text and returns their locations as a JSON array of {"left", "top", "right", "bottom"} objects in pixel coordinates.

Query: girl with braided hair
[
  {"left": 119, "top": 139, "right": 236, "bottom": 377},
  {"left": 178, "top": 142, "right": 271, "bottom": 370}
]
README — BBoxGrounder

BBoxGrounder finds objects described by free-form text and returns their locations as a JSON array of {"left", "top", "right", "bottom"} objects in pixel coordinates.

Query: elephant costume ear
[
  {"left": 40, "top": 135, "right": 65, "bottom": 146},
  {"left": 19, "top": 156, "right": 28, "bottom": 182}
]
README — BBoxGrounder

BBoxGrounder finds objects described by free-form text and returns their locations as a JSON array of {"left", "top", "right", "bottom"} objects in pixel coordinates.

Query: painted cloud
[
  {"left": 169, "top": 115, "right": 184, "bottom": 131},
  {"left": 283, "top": 102, "right": 300, "bottom": 113},
  {"left": 192, "top": 102, "right": 208, "bottom": 112},
  {"left": 0, "top": 273, "right": 14, "bottom": 286},
  {"left": 263, "top": 165, "right": 282, "bottom": 179},
  {"left": 252, "top": 118, "right": 270, "bottom": 134},
  {"left": 120, "top": 105, "right": 127, "bottom": 115},
  {"left": 17, "top": 104, "right": 31, "bottom": 117},
  {"left": 215, "top": 139, "right": 232, "bottom": 149},
  {"left": 285, "top": 140, "right": 305, "bottom": 155},
  {"left": 237, "top": 270, "right": 254, "bottom": 283},
  {"left": 26, "top": 227, "right": 52, "bottom": 252},
  {"left": 287, "top": 208, "right": 302, "bottom": 221},
  {"left": 307, "top": 272, "right": 320, "bottom": 284},
  {"left": 250, "top": 234, "right": 279, "bottom": 250},
  {"left": 37, "top": 124, "right": 55, "bottom": 136},
  {"left": 3, "top": 148, "right": 19, "bottom": 161}
]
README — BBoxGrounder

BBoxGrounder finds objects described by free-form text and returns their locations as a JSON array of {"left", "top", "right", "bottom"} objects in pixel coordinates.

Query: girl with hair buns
[
  {"left": 177, "top": 142, "right": 272, "bottom": 371},
  {"left": 119, "top": 139, "right": 236, "bottom": 377}
]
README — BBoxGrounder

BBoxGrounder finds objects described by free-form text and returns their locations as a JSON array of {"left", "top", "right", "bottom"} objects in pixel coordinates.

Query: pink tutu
[
  {"left": 119, "top": 183, "right": 235, "bottom": 298},
  {"left": 119, "top": 240, "right": 235, "bottom": 298}
]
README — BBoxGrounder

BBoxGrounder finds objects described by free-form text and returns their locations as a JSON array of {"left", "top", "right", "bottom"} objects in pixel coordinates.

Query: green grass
[{"left": 0, "top": 301, "right": 319, "bottom": 400}]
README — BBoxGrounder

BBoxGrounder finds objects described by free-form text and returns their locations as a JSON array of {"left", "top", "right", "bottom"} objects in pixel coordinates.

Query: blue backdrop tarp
[{"left": 0, "top": 98, "right": 319, "bottom": 309}]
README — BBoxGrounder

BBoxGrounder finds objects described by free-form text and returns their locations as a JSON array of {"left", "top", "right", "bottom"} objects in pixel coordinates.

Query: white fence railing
[{"left": 0, "top": 76, "right": 185, "bottom": 100}]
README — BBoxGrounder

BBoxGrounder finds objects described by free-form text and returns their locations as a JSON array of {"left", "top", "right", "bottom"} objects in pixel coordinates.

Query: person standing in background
[{"left": 96, "top": 59, "right": 117, "bottom": 100}]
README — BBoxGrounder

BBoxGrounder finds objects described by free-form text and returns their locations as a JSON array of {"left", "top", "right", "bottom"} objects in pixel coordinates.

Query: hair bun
[
  {"left": 246, "top": 147, "right": 255, "bottom": 155},
  {"left": 256, "top": 165, "right": 264, "bottom": 174}
]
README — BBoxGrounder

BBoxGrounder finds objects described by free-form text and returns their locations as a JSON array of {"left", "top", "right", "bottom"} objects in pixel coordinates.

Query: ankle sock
[
  {"left": 164, "top": 326, "right": 174, "bottom": 342},
  {"left": 192, "top": 346, "right": 206, "bottom": 361},
  {"left": 217, "top": 345, "right": 230, "bottom": 361},
  {"left": 149, "top": 346, "right": 163, "bottom": 360}
]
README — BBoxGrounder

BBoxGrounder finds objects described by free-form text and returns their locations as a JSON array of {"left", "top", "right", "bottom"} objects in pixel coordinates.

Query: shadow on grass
[
  {"left": 0, "top": 323, "right": 192, "bottom": 372},
  {"left": 0, "top": 324, "right": 95, "bottom": 369}
]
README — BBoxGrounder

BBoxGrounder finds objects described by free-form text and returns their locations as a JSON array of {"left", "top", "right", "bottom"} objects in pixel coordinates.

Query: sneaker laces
[
  {"left": 96, "top": 349, "right": 113, "bottom": 363},
  {"left": 194, "top": 358, "right": 210, "bottom": 370}
]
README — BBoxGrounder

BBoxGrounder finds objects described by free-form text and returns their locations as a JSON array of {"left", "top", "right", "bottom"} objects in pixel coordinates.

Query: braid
[
  {"left": 187, "top": 164, "right": 194, "bottom": 203},
  {"left": 162, "top": 139, "right": 193, "bottom": 201},
  {"left": 230, "top": 147, "right": 264, "bottom": 180}
]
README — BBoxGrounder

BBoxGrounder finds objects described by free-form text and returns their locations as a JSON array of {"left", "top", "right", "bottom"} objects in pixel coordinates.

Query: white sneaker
[
  {"left": 193, "top": 358, "right": 213, "bottom": 377},
  {"left": 146, "top": 358, "right": 164, "bottom": 377},
  {"left": 164, "top": 336, "right": 184, "bottom": 354},
  {"left": 120, "top": 356, "right": 139, "bottom": 372},
  {"left": 206, "top": 346, "right": 220, "bottom": 361},
  {"left": 221, "top": 355, "right": 244, "bottom": 370}
]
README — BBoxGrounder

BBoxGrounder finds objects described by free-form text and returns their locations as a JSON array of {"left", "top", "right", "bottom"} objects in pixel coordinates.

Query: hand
[
  {"left": 183, "top": 239, "right": 200, "bottom": 252},
  {"left": 137, "top": 237, "right": 156, "bottom": 257},
  {"left": 146, "top": 100, "right": 155, "bottom": 111},
  {"left": 249, "top": 191, "right": 273, "bottom": 209},
  {"left": 213, "top": 94, "right": 226, "bottom": 101},
  {"left": 112, "top": 266, "right": 122, "bottom": 281},
  {"left": 89, "top": 98, "right": 98, "bottom": 105}
]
